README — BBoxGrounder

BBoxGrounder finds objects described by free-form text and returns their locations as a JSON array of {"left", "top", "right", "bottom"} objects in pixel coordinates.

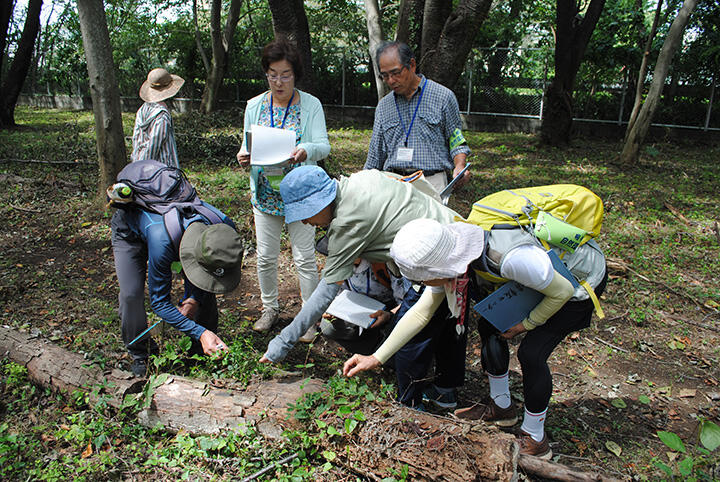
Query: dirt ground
[{"left": 1, "top": 162, "right": 719, "bottom": 480}]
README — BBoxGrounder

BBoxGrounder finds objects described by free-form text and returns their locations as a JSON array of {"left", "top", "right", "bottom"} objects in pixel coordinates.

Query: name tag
[{"left": 396, "top": 147, "right": 414, "bottom": 163}]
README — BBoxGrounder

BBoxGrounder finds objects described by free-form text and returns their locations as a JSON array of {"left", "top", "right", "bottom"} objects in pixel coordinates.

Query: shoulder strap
[{"left": 164, "top": 208, "right": 184, "bottom": 253}]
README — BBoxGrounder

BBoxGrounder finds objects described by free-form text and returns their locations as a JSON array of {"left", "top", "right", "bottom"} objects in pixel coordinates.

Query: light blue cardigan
[{"left": 241, "top": 89, "right": 331, "bottom": 197}]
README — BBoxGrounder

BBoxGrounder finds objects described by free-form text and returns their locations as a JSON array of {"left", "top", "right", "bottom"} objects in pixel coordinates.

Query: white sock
[
  {"left": 488, "top": 371, "right": 511, "bottom": 409},
  {"left": 520, "top": 407, "right": 547, "bottom": 442}
]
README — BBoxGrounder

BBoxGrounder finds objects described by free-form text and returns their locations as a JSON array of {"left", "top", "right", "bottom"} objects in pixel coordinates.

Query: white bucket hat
[{"left": 390, "top": 219, "right": 486, "bottom": 281}]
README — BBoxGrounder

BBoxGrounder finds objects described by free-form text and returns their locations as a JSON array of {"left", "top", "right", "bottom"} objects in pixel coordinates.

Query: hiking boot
[
  {"left": 517, "top": 431, "right": 552, "bottom": 459},
  {"left": 298, "top": 324, "right": 318, "bottom": 343},
  {"left": 130, "top": 359, "right": 147, "bottom": 378},
  {"left": 454, "top": 399, "right": 518, "bottom": 427},
  {"left": 253, "top": 308, "right": 278, "bottom": 333},
  {"left": 422, "top": 384, "right": 458, "bottom": 409}
]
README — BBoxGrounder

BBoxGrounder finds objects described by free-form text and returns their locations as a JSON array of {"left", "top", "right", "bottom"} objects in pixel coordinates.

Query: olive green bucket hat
[{"left": 179, "top": 223, "right": 243, "bottom": 294}]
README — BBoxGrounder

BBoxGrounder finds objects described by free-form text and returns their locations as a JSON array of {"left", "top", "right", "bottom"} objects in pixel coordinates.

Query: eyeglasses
[
  {"left": 266, "top": 73, "right": 294, "bottom": 83},
  {"left": 378, "top": 65, "right": 406, "bottom": 81}
]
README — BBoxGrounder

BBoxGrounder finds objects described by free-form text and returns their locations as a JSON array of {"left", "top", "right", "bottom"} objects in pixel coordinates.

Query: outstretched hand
[
  {"left": 199, "top": 330, "right": 229, "bottom": 355},
  {"left": 259, "top": 355, "right": 272, "bottom": 364},
  {"left": 500, "top": 322, "right": 527, "bottom": 340},
  {"left": 343, "top": 354, "right": 381, "bottom": 378},
  {"left": 368, "top": 309, "right": 391, "bottom": 329}
]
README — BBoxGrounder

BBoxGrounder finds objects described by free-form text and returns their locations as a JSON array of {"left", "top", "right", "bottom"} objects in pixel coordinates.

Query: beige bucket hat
[{"left": 139, "top": 68, "right": 185, "bottom": 103}]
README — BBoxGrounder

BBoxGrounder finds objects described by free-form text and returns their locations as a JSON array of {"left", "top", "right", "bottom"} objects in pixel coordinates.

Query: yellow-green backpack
[{"left": 466, "top": 184, "right": 604, "bottom": 252}]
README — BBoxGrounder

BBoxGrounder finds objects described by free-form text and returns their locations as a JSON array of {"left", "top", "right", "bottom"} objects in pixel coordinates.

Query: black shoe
[{"left": 130, "top": 359, "right": 147, "bottom": 377}]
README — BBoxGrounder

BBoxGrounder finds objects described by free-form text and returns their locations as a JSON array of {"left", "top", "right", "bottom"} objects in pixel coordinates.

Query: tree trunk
[
  {"left": 267, "top": 0, "right": 315, "bottom": 94},
  {"left": 193, "top": 0, "right": 210, "bottom": 74},
  {"left": 0, "top": 0, "right": 15, "bottom": 78},
  {"left": 419, "top": 0, "right": 492, "bottom": 89},
  {"left": 626, "top": 0, "right": 663, "bottom": 136},
  {"left": 395, "top": 0, "right": 424, "bottom": 56},
  {"left": 420, "top": 0, "right": 451, "bottom": 62},
  {"left": 363, "top": 0, "right": 387, "bottom": 102},
  {"left": 200, "top": 0, "right": 242, "bottom": 113},
  {"left": 540, "top": 0, "right": 606, "bottom": 146},
  {"left": 76, "top": 0, "right": 127, "bottom": 195},
  {"left": 620, "top": 0, "right": 698, "bottom": 165},
  {"left": 0, "top": 0, "right": 42, "bottom": 128}
]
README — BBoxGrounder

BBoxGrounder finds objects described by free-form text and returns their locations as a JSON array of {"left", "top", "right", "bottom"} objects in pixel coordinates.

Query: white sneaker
[{"left": 253, "top": 308, "right": 278, "bottom": 333}]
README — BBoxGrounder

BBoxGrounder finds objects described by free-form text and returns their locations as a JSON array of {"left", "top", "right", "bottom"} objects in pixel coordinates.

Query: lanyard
[
  {"left": 394, "top": 77, "right": 427, "bottom": 147},
  {"left": 270, "top": 89, "right": 295, "bottom": 129}
]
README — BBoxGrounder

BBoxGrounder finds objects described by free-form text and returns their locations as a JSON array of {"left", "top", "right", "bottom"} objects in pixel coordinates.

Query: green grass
[{"left": 1, "top": 106, "right": 719, "bottom": 480}]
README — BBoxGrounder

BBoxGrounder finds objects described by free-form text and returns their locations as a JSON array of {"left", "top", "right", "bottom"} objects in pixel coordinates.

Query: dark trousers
[
  {"left": 477, "top": 272, "right": 607, "bottom": 413},
  {"left": 389, "top": 286, "right": 467, "bottom": 407},
  {"left": 111, "top": 211, "right": 218, "bottom": 361}
]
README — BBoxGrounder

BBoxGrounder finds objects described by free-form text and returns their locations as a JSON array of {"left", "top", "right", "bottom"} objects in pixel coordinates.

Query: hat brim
[
  {"left": 284, "top": 180, "right": 337, "bottom": 224},
  {"left": 179, "top": 222, "right": 242, "bottom": 294},
  {"left": 139, "top": 74, "right": 185, "bottom": 103},
  {"left": 394, "top": 221, "right": 486, "bottom": 281}
]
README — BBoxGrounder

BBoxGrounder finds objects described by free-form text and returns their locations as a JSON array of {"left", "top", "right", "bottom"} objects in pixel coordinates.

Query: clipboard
[
  {"left": 440, "top": 163, "right": 471, "bottom": 200},
  {"left": 472, "top": 250, "right": 578, "bottom": 332}
]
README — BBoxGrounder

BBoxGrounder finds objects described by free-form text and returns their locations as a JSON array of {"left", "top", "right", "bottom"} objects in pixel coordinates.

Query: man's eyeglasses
[
  {"left": 378, "top": 65, "right": 406, "bottom": 81},
  {"left": 266, "top": 73, "right": 294, "bottom": 83}
]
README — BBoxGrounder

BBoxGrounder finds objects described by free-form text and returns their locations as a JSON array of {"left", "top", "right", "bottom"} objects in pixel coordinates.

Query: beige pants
[{"left": 424, "top": 171, "right": 450, "bottom": 205}]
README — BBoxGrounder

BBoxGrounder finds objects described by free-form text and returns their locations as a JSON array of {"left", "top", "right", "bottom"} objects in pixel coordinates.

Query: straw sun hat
[{"left": 139, "top": 68, "right": 185, "bottom": 103}]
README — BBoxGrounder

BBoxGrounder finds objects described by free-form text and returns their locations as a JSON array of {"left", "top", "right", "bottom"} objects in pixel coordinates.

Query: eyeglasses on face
[
  {"left": 378, "top": 65, "right": 407, "bottom": 81},
  {"left": 266, "top": 73, "right": 294, "bottom": 83}
]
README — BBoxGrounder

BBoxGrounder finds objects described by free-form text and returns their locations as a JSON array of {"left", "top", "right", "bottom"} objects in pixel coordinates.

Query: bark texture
[
  {"left": 540, "top": 0, "right": 606, "bottom": 146},
  {"left": 199, "top": 0, "right": 242, "bottom": 113},
  {"left": 267, "top": 0, "right": 315, "bottom": 94},
  {"left": 620, "top": 0, "right": 698, "bottom": 165},
  {"left": 363, "top": 0, "right": 388, "bottom": 102},
  {"left": 395, "top": 0, "right": 424, "bottom": 55},
  {"left": 0, "top": 0, "right": 42, "bottom": 128},
  {"left": 419, "top": 0, "right": 492, "bottom": 89},
  {"left": 0, "top": 0, "right": 14, "bottom": 77},
  {"left": 76, "top": 0, "right": 127, "bottom": 194}
]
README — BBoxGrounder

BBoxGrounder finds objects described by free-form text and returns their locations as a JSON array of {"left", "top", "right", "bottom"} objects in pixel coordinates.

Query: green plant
[{"left": 653, "top": 421, "right": 720, "bottom": 480}]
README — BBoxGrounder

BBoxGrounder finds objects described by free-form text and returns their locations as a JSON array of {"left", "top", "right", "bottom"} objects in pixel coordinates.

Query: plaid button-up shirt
[{"left": 364, "top": 75, "right": 470, "bottom": 173}]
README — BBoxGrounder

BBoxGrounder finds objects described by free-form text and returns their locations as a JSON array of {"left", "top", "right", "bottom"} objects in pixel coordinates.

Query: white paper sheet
[
  {"left": 326, "top": 290, "right": 386, "bottom": 329},
  {"left": 249, "top": 124, "right": 295, "bottom": 166}
]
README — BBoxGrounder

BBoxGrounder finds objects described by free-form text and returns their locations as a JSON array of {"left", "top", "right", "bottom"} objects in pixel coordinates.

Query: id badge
[{"left": 396, "top": 147, "right": 414, "bottom": 163}]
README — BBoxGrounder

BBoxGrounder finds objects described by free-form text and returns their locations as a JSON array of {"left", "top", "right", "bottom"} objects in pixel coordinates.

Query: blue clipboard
[
  {"left": 472, "top": 250, "right": 578, "bottom": 332},
  {"left": 439, "top": 163, "right": 471, "bottom": 200}
]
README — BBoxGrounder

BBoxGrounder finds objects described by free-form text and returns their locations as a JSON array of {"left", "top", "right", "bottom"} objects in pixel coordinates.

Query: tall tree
[
  {"left": 0, "top": 0, "right": 14, "bottom": 77},
  {"left": 418, "top": 0, "right": 492, "bottom": 89},
  {"left": 0, "top": 0, "right": 42, "bottom": 128},
  {"left": 540, "top": 0, "right": 606, "bottom": 146},
  {"left": 620, "top": 0, "right": 698, "bottom": 165},
  {"left": 267, "top": 0, "right": 314, "bottom": 93},
  {"left": 199, "top": 0, "right": 242, "bottom": 113},
  {"left": 363, "top": 0, "right": 387, "bottom": 100},
  {"left": 76, "top": 0, "right": 127, "bottom": 195},
  {"left": 395, "top": 0, "right": 423, "bottom": 55}
]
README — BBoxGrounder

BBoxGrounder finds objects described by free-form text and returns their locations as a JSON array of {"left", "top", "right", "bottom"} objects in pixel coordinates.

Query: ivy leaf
[
  {"left": 605, "top": 440, "right": 622, "bottom": 456},
  {"left": 678, "top": 456, "right": 693, "bottom": 477},
  {"left": 322, "top": 450, "right": 336, "bottom": 461},
  {"left": 657, "top": 431, "right": 686, "bottom": 453},
  {"left": 611, "top": 398, "right": 627, "bottom": 409},
  {"left": 345, "top": 418, "right": 358, "bottom": 434},
  {"left": 326, "top": 426, "right": 341, "bottom": 436},
  {"left": 653, "top": 461, "right": 673, "bottom": 477},
  {"left": 178, "top": 336, "right": 192, "bottom": 352},
  {"left": 638, "top": 395, "right": 651, "bottom": 405},
  {"left": 700, "top": 420, "right": 720, "bottom": 452},
  {"left": 171, "top": 261, "right": 183, "bottom": 274}
]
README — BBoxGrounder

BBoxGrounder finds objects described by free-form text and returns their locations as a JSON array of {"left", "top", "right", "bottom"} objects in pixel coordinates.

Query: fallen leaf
[
  {"left": 427, "top": 435, "right": 445, "bottom": 450},
  {"left": 567, "top": 348, "right": 578, "bottom": 356},
  {"left": 666, "top": 452, "right": 678, "bottom": 462},
  {"left": 81, "top": 443, "right": 93, "bottom": 459},
  {"left": 605, "top": 440, "right": 622, "bottom": 456}
]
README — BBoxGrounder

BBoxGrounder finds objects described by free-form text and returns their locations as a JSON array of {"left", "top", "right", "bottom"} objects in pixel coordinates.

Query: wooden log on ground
[{"left": 1, "top": 325, "right": 625, "bottom": 481}]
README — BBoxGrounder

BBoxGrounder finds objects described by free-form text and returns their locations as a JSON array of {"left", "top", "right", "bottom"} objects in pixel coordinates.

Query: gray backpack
[{"left": 110, "top": 159, "right": 223, "bottom": 251}]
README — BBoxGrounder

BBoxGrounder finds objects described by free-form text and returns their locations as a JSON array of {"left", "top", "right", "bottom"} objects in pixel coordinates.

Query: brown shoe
[
  {"left": 454, "top": 399, "right": 518, "bottom": 427},
  {"left": 517, "top": 431, "right": 552, "bottom": 459}
]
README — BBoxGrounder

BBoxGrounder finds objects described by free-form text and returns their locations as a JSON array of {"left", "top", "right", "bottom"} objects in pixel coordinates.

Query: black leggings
[{"left": 478, "top": 273, "right": 607, "bottom": 413}]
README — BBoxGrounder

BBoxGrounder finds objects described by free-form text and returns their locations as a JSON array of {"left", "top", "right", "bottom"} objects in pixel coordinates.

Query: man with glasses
[{"left": 364, "top": 42, "right": 471, "bottom": 199}]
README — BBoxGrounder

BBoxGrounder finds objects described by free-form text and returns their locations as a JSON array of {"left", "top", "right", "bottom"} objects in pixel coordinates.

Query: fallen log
[{"left": 1, "top": 325, "right": 626, "bottom": 481}]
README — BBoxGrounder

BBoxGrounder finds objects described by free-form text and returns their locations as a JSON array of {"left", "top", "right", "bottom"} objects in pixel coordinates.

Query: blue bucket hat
[{"left": 280, "top": 166, "right": 337, "bottom": 224}]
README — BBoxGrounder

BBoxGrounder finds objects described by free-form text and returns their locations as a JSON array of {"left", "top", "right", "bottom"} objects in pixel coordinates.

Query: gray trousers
[{"left": 111, "top": 210, "right": 218, "bottom": 361}]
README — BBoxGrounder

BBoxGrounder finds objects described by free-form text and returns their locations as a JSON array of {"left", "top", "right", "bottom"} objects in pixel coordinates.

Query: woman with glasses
[{"left": 236, "top": 38, "right": 330, "bottom": 335}]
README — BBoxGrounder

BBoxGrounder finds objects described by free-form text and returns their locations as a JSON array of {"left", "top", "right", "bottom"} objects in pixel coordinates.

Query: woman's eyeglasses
[{"left": 266, "top": 73, "right": 294, "bottom": 83}]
